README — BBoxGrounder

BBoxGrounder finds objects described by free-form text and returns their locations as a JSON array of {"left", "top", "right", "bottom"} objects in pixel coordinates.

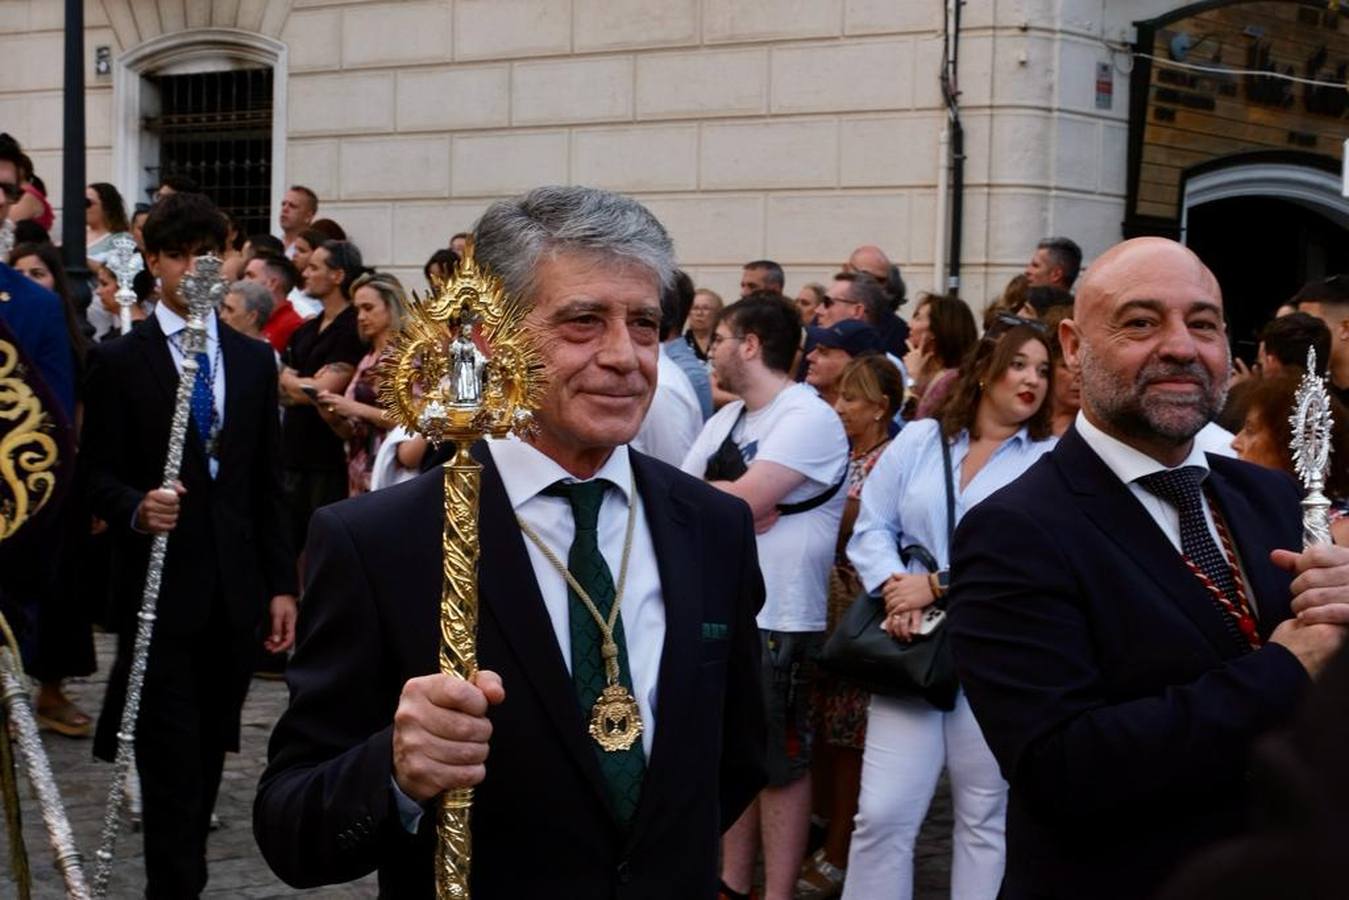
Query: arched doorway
[{"left": 1180, "top": 155, "right": 1349, "bottom": 361}]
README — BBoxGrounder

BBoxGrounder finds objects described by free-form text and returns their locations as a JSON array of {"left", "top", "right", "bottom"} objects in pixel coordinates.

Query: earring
[{"left": 873, "top": 414, "right": 882, "bottom": 421}]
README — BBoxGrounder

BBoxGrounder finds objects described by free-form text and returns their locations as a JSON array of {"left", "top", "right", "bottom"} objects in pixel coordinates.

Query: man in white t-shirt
[{"left": 681, "top": 292, "right": 848, "bottom": 900}]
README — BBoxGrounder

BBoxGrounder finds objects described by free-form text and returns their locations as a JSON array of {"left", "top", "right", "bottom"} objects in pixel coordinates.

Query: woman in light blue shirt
[{"left": 841, "top": 319, "right": 1057, "bottom": 900}]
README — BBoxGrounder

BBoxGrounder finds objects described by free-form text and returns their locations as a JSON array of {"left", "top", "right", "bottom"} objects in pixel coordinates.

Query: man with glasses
[{"left": 683, "top": 292, "right": 848, "bottom": 900}]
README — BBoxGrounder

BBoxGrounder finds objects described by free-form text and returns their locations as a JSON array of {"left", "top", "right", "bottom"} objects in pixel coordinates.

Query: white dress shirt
[
  {"left": 631, "top": 346, "right": 703, "bottom": 467},
  {"left": 487, "top": 436, "right": 665, "bottom": 759},
  {"left": 1074, "top": 411, "right": 1256, "bottom": 610},
  {"left": 155, "top": 300, "right": 225, "bottom": 478}
]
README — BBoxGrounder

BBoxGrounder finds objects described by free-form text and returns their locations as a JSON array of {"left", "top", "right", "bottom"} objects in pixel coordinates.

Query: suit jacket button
[{"left": 616, "top": 861, "right": 631, "bottom": 884}]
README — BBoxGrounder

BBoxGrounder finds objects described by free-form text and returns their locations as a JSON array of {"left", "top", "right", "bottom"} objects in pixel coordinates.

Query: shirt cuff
[{"left": 390, "top": 775, "right": 426, "bottom": 834}]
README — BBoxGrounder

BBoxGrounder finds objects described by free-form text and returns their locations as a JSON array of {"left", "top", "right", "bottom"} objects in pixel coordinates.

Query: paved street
[{"left": 5, "top": 633, "right": 953, "bottom": 898}]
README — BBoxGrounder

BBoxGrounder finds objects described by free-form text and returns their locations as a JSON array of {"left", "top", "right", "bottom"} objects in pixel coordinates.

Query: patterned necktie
[
  {"left": 1135, "top": 466, "right": 1251, "bottom": 651},
  {"left": 543, "top": 479, "right": 647, "bottom": 826},
  {"left": 189, "top": 348, "right": 214, "bottom": 454}
]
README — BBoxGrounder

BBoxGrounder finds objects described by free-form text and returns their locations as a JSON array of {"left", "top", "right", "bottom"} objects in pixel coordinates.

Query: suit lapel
[
  {"left": 1204, "top": 463, "right": 1293, "bottom": 638},
  {"left": 1055, "top": 428, "right": 1246, "bottom": 659},
  {"left": 136, "top": 316, "right": 210, "bottom": 478},
  {"left": 625, "top": 454, "right": 701, "bottom": 846},
  {"left": 136, "top": 315, "right": 178, "bottom": 405},
  {"left": 473, "top": 447, "right": 612, "bottom": 812}
]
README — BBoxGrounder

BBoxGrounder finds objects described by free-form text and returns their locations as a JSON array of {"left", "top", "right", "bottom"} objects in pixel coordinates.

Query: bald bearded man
[{"left": 947, "top": 238, "right": 1349, "bottom": 900}]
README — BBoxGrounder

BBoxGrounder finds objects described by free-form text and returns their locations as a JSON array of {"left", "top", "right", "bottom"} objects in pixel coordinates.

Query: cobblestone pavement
[{"left": 5, "top": 634, "right": 954, "bottom": 899}]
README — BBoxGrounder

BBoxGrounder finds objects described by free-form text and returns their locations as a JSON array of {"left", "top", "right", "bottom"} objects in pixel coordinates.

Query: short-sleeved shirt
[
  {"left": 281, "top": 304, "right": 366, "bottom": 472},
  {"left": 681, "top": 382, "right": 847, "bottom": 632}
]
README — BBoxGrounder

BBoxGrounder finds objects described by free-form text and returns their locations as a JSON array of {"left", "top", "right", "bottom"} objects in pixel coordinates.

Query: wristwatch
[{"left": 928, "top": 570, "right": 951, "bottom": 600}]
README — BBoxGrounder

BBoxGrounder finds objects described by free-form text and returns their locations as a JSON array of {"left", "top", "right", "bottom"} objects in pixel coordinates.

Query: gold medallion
[{"left": 589, "top": 683, "right": 643, "bottom": 752}]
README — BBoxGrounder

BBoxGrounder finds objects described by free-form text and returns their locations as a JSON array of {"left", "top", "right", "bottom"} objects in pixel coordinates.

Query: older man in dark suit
[
  {"left": 947, "top": 237, "right": 1349, "bottom": 900},
  {"left": 254, "top": 186, "right": 767, "bottom": 899},
  {"left": 82, "top": 192, "right": 296, "bottom": 898}
]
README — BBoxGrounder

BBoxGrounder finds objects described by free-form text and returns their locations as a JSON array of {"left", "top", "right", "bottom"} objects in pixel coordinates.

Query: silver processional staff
[{"left": 92, "top": 254, "right": 224, "bottom": 897}]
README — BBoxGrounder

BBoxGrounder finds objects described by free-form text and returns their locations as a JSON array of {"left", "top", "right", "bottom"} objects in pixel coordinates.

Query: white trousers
[{"left": 841, "top": 691, "right": 1007, "bottom": 900}]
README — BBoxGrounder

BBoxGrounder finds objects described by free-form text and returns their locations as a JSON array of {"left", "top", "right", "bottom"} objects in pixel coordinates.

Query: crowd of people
[{"left": 1, "top": 131, "right": 1348, "bottom": 900}]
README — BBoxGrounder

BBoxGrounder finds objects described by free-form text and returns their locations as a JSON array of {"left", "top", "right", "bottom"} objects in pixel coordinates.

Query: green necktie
[{"left": 545, "top": 479, "right": 647, "bottom": 827}]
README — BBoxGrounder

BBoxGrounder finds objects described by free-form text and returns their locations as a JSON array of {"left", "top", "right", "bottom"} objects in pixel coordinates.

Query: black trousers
[{"left": 133, "top": 605, "right": 250, "bottom": 899}]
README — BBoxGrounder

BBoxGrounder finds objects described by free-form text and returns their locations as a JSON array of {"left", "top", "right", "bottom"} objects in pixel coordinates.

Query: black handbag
[{"left": 820, "top": 434, "right": 960, "bottom": 711}]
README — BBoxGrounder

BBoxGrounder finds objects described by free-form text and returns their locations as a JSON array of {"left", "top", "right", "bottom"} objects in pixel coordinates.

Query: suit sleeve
[
  {"left": 947, "top": 499, "right": 1309, "bottom": 827},
  {"left": 80, "top": 345, "right": 147, "bottom": 532},
  {"left": 719, "top": 500, "right": 767, "bottom": 832},
  {"left": 251, "top": 348, "right": 297, "bottom": 596},
  {"left": 253, "top": 505, "right": 412, "bottom": 887}
]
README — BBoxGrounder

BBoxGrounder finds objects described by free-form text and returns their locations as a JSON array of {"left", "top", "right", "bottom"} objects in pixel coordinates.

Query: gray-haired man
[
  {"left": 255, "top": 186, "right": 767, "bottom": 899},
  {"left": 221, "top": 280, "right": 275, "bottom": 342}
]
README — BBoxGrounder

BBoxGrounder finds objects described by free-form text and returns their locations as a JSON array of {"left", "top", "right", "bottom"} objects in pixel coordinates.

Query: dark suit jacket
[
  {"left": 81, "top": 316, "right": 295, "bottom": 756},
  {"left": 947, "top": 426, "right": 1310, "bottom": 900},
  {"left": 254, "top": 446, "right": 767, "bottom": 899}
]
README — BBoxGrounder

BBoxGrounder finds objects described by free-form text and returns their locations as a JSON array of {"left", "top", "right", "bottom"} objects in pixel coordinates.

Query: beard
[{"left": 1078, "top": 340, "right": 1228, "bottom": 445}]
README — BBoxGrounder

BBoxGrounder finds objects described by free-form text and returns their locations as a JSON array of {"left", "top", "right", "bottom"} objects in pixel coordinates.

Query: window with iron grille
[{"left": 142, "top": 68, "right": 274, "bottom": 238}]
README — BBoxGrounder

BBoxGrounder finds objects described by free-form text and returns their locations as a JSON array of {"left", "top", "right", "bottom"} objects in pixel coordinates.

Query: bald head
[
  {"left": 1073, "top": 238, "right": 1221, "bottom": 327},
  {"left": 848, "top": 245, "right": 891, "bottom": 281}
]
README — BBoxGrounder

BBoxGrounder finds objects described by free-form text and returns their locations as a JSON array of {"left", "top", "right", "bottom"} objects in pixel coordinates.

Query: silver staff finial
[
  {"left": 103, "top": 234, "right": 144, "bottom": 335},
  {"left": 1289, "top": 346, "right": 1335, "bottom": 548}
]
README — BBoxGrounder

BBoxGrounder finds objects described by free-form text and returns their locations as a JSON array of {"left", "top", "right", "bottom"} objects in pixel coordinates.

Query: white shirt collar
[
  {"left": 487, "top": 436, "right": 634, "bottom": 511},
  {"left": 154, "top": 298, "right": 219, "bottom": 343},
  {"left": 1074, "top": 410, "right": 1211, "bottom": 485}
]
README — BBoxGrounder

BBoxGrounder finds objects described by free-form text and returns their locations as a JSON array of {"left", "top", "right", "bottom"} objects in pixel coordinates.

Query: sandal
[
  {"left": 36, "top": 699, "right": 93, "bottom": 738},
  {"left": 795, "top": 848, "right": 845, "bottom": 900}
]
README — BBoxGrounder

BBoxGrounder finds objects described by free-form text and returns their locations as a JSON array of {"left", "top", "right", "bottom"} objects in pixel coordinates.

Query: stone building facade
[{"left": 2, "top": 0, "right": 1344, "bottom": 315}]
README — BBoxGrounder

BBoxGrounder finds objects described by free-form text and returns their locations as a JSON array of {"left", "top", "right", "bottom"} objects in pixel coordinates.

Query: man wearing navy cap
[{"left": 804, "top": 319, "right": 881, "bottom": 405}]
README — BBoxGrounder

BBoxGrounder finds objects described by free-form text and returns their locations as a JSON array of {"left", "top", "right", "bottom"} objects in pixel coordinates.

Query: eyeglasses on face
[
  {"left": 820, "top": 297, "right": 860, "bottom": 309},
  {"left": 708, "top": 331, "right": 742, "bottom": 349}
]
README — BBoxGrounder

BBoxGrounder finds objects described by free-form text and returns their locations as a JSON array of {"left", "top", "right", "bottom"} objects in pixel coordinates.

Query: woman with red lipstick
[{"left": 840, "top": 317, "right": 1056, "bottom": 900}]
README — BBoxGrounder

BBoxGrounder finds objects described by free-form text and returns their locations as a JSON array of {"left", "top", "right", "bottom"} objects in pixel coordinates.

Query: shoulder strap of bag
[{"left": 940, "top": 433, "right": 956, "bottom": 546}]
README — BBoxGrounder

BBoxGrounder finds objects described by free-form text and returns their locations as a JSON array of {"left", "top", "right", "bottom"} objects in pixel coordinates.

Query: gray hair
[
  {"left": 350, "top": 270, "right": 409, "bottom": 333},
  {"left": 473, "top": 185, "right": 675, "bottom": 303},
  {"left": 229, "top": 279, "right": 274, "bottom": 328}
]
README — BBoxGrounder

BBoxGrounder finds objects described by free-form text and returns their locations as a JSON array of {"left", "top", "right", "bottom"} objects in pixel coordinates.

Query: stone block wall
[{"left": 1, "top": 0, "right": 1162, "bottom": 306}]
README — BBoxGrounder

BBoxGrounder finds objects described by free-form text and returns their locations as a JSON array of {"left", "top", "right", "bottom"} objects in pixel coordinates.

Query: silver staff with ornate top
[
  {"left": 0, "top": 617, "right": 90, "bottom": 900},
  {"left": 91, "top": 255, "right": 225, "bottom": 898},
  {"left": 378, "top": 242, "right": 545, "bottom": 899},
  {"left": 102, "top": 234, "right": 144, "bottom": 337},
  {"left": 1289, "top": 347, "right": 1336, "bottom": 549}
]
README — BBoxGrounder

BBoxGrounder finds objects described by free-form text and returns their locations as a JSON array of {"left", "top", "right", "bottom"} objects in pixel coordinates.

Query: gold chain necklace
[{"left": 516, "top": 470, "right": 643, "bottom": 753}]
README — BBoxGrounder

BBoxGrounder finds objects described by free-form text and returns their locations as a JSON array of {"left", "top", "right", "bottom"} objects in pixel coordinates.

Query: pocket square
[{"left": 701, "top": 622, "right": 729, "bottom": 641}]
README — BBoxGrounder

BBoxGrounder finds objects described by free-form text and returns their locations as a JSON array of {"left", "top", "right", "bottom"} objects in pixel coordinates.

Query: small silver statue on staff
[
  {"left": 102, "top": 234, "right": 144, "bottom": 337},
  {"left": 91, "top": 255, "right": 224, "bottom": 898},
  {"left": 1289, "top": 347, "right": 1336, "bottom": 549}
]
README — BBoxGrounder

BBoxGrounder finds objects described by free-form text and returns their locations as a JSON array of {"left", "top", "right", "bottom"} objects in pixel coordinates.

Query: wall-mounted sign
[{"left": 1096, "top": 61, "right": 1115, "bottom": 109}]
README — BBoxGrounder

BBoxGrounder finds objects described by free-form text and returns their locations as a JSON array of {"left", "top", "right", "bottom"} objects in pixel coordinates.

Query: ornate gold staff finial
[
  {"left": 378, "top": 239, "right": 546, "bottom": 900},
  {"left": 1289, "top": 346, "right": 1335, "bottom": 548}
]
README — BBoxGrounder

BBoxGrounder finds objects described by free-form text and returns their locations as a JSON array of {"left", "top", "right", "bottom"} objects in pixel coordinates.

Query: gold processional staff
[{"left": 378, "top": 241, "right": 546, "bottom": 899}]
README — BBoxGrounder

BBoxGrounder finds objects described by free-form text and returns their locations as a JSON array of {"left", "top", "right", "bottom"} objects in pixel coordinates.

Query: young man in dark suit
[
  {"left": 81, "top": 191, "right": 296, "bottom": 898},
  {"left": 947, "top": 237, "right": 1349, "bottom": 900},
  {"left": 254, "top": 186, "right": 767, "bottom": 899}
]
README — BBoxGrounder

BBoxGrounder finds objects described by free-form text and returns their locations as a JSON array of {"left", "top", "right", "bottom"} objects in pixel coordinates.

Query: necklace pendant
[{"left": 589, "top": 683, "right": 643, "bottom": 753}]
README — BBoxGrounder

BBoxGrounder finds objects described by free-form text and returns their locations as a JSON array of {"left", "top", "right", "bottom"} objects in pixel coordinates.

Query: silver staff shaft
[
  {"left": 92, "top": 256, "right": 220, "bottom": 897},
  {"left": 0, "top": 647, "right": 90, "bottom": 900},
  {"left": 116, "top": 289, "right": 134, "bottom": 337}
]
